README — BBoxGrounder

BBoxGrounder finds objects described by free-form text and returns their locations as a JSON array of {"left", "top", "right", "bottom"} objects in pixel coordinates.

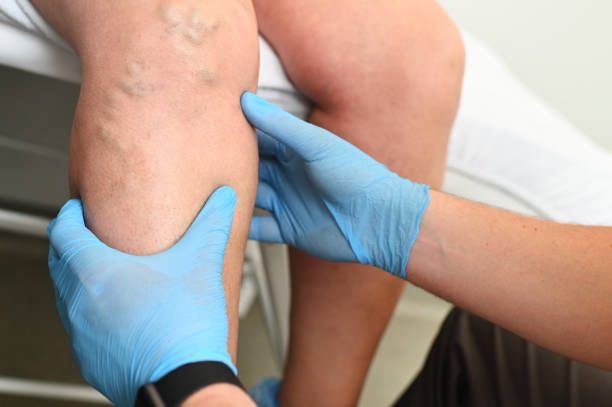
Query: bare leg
[
  {"left": 31, "top": 0, "right": 260, "bottom": 360},
  {"left": 253, "top": 0, "right": 465, "bottom": 404}
]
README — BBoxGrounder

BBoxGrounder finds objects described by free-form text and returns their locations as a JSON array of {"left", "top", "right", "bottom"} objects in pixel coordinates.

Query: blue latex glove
[
  {"left": 241, "top": 93, "right": 430, "bottom": 279},
  {"left": 47, "top": 186, "right": 237, "bottom": 407}
]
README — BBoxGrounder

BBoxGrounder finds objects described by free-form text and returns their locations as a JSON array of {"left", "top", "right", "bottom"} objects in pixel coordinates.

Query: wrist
[
  {"left": 181, "top": 384, "right": 254, "bottom": 407},
  {"left": 404, "top": 189, "right": 451, "bottom": 288},
  {"left": 373, "top": 177, "right": 430, "bottom": 279},
  {"left": 136, "top": 361, "right": 243, "bottom": 407}
]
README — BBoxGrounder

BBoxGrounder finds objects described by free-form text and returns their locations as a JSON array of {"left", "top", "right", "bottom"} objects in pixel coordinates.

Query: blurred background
[
  {"left": 1, "top": 1, "right": 611, "bottom": 406},
  {"left": 440, "top": 0, "right": 612, "bottom": 151}
]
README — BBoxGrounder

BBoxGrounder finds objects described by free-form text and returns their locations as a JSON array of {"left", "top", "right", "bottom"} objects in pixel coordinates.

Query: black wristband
[{"left": 134, "top": 361, "right": 243, "bottom": 407}]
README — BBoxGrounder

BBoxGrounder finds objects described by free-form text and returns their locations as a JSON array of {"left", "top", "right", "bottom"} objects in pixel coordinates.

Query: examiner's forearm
[{"left": 407, "top": 190, "right": 612, "bottom": 369}]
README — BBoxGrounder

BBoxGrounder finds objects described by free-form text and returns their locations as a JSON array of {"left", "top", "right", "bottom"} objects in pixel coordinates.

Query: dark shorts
[{"left": 394, "top": 308, "right": 612, "bottom": 407}]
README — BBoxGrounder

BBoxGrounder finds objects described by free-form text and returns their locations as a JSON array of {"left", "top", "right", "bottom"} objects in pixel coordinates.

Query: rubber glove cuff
[{"left": 347, "top": 177, "right": 430, "bottom": 279}]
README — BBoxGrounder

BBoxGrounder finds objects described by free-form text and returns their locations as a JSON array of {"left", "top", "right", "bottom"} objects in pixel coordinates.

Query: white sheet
[{"left": 450, "top": 31, "right": 612, "bottom": 225}]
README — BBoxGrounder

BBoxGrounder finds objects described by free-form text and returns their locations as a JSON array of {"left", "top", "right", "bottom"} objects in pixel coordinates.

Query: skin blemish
[
  {"left": 127, "top": 61, "right": 146, "bottom": 76},
  {"left": 182, "top": 13, "right": 220, "bottom": 45},
  {"left": 97, "top": 126, "right": 133, "bottom": 159},
  {"left": 119, "top": 80, "right": 147, "bottom": 97},
  {"left": 105, "top": 91, "right": 119, "bottom": 107},
  {"left": 97, "top": 126, "right": 111, "bottom": 140},
  {"left": 159, "top": 3, "right": 222, "bottom": 47},
  {"left": 160, "top": 4, "right": 183, "bottom": 33},
  {"left": 199, "top": 67, "right": 217, "bottom": 83},
  {"left": 103, "top": 109, "right": 115, "bottom": 121},
  {"left": 190, "top": 12, "right": 203, "bottom": 28},
  {"left": 118, "top": 61, "right": 157, "bottom": 97},
  {"left": 183, "top": 27, "right": 205, "bottom": 44},
  {"left": 102, "top": 91, "right": 120, "bottom": 120},
  {"left": 97, "top": 126, "right": 122, "bottom": 151},
  {"left": 97, "top": 125, "right": 112, "bottom": 142}
]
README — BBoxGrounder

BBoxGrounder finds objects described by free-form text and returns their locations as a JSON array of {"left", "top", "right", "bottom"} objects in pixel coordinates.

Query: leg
[
  {"left": 252, "top": 0, "right": 464, "bottom": 405},
  {"left": 395, "top": 308, "right": 612, "bottom": 407},
  {"left": 30, "top": 0, "right": 260, "bottom": 360}
]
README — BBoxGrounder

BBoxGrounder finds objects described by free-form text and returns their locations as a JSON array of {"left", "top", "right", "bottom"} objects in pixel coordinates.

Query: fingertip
[
  {"left": 61, "top": 198, "right": 83, "bottom": 212},
  {"left": 240, "top": 91, "right": 256, "bottom": 107},
  {"left": 57, "top": 199, "right": 85, "bottom": 222},
  {"left": 240, "top": 92, "right": 258, "bottom": 118},
  {"left": 191, "top": 186, "right": 237, "bottom": 233},
  {"left": 240, "top": 92, "right": 280, "bottom": 124},
  {"left": 48, "top": 199, "right": 86, "bottom": 242},
  {"left": 242, "top": 96, "right": 330, "bottom": 161},
  {"left": 210, "top": 186, "right": 237, "bottom": 213},
  {"left": 241, "top": 92, "right": 270, "bottom": 109}
]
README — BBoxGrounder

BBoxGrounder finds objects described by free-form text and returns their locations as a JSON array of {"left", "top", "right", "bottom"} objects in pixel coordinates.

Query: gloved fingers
[
  {"left": 258, "top": 158, "right": 283, "bottom": 186},
  {"left": 52, "top": 199, "right": 86, "bottom": 228},
  {"left": 256, "top": 129, "right": 286, "bottom": 159},
  {"left": 48, "top": 199, "right": 105, "bottom": 263},
  {"left": 195, "top": 185, "right": 237, "bottom": 228},
  {"left": 241, "top": 92, "right": 337, "bottom": 162},
  {"left": 249, "top": 216, "right": 284, "bottom": 243},
  {"left": 52, "top": 282, "right": 71, "bottom": 336},
  {"left": 162, "top": 186, "right": 237, "bottom": 259},
  {"left": 254, "top": 181, "right": 281, "bottom": 214}
]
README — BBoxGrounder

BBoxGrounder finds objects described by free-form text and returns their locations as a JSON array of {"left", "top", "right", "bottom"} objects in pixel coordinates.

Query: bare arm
[
  {"left": 181, "top": 384, "right": 255, "bottom": 407},
  {"left": 31, "top": 0, "right": 259, "bottom": 359},
  {"left": 408, "top": 190, "right": 612, "bottom": 369}
]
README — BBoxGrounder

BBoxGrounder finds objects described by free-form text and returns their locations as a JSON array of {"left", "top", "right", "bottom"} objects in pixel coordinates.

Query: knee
[
  {"left": 351, "top": 29, "right": 463, "bottom": 122},
  {"left": 396, "top": 16, "right": 465, "bottom": 128},
  {"left": 302, "top": 8, "right": 465, "bottom": 124}
]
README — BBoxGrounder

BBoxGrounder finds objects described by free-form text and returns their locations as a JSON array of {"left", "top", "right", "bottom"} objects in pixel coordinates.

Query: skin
[
  {"left": 29, "top": 0, "right": 260, "bottom": 361},
  {"left": 252, "top": 0, "right": 464, "bottom": 405},
  {"left": 33, "top": 0, "right": 607, "bottom": 395},
  {"left": 32, "top": 1, "right": 464, "bottom": 401},
  {"left": 181, "top": 384, "right": 255, "bottom": 407},
  {"left": 408, "top": 190, "right": 612, "bottom": 370}
]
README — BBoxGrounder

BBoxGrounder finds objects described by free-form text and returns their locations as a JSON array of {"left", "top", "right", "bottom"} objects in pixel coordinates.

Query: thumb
[
  {"left": 48, "top": 199, "right": 102, "bottom": 257},
  {"left": 168, "top": 186, "right": 237, "bottom": 258},
  {"left": 241, "top": 92, "right": 337, "bottom": 162}
]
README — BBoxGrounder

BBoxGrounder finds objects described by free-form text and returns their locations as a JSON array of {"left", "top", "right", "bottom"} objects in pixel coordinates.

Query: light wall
[{"left": 439, "top": 0, "right": 612, "bottom": 151}]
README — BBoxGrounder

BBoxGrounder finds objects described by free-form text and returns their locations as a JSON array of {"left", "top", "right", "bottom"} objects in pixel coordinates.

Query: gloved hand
[
  {"left": 47, "top": 186, "right": 237, "bottom": 407},
  {"left": 241, "top": 92, "right": 430, "bottom": 279}
]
